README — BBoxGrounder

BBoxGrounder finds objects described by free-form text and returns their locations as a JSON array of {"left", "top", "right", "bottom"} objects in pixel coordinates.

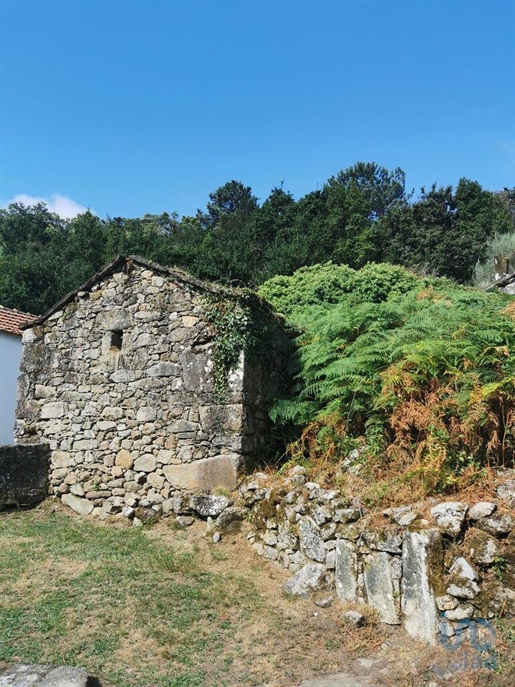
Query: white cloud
[{"left": 3, "top": 193, "right": 93, "bottom": 219}]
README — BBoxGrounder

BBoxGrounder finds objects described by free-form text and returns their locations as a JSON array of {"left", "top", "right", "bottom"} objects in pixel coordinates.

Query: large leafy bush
[{"left": 259, "top": 263, "right": 515, "bottom": 498}]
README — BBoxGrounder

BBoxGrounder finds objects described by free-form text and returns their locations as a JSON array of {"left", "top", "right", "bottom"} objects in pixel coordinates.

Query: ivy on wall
[
  {"left": 203, "top": 291, "right": 288, "bottom": 395},
  {"left": 203, "top": 294, "right": 254, "bottom": 394}
]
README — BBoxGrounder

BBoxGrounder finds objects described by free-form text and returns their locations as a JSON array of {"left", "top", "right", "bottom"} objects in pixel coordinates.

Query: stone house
[
  {"left": 15, "top": 256, "right": 282, "bottom": 517},
  {"left": 0, "top": 306, "right": 36, "bottom": 445}
]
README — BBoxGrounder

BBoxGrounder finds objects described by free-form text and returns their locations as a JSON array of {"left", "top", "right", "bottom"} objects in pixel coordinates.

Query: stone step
[{"left": 0, "top": 664, "right": 88, "bottom": 687}]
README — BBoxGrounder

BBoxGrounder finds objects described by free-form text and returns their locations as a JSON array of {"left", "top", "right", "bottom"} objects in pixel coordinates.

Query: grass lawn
[{"left": 0, "top": 501, "right": 513, "bottom": 687}]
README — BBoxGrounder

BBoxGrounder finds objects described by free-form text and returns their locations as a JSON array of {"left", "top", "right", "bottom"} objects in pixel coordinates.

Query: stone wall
[
  {"left": 238, "top": 468, "right": 515, "bottom": 645},
  {"left": 0, "top": 443, "right": 50, "bottom": 509},
  {"left": 15, "top": 258, "right": 276, "bottom": 519}
]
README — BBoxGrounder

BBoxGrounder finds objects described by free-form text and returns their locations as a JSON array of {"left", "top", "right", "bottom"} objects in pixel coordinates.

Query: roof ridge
[{"left": 22, "top": 255, "right": 257, "bottom": 329}]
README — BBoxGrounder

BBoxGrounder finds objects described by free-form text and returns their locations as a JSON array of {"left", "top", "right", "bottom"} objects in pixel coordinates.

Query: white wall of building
[{"left": 0, "top": 331, "right": 22, "bottom": 444}]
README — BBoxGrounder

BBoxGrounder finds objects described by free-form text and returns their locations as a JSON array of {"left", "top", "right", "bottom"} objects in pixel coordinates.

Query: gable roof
[
  {"left": 23, "top": 255, "right": 256, "bottom": 329},
  {"left": 0, "top": 306, "right": 38, "bottom": 336}
]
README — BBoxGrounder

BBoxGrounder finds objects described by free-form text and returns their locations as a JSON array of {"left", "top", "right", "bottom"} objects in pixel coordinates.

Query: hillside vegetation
[
  {"left": 2, "top": 161, "right": 515, "bottom": 501},
  {"left": 259, "top": 263, "right": 515, "bottom": 504},
  {"left": 1, "top": 162, "right": 514, "bottom": 314}
]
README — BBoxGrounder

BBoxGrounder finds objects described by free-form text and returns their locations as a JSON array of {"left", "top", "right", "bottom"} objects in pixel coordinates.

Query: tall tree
[
  {"left": 193, "top": 181, "right": 260, "bottom": 283},
  {"left": 378, "top": 180, "right": 515, "bottom": 282},
  {"left": 0, "top": 203, "right": 68, "bottom": 313},
  {"left": 197, "top": 180, "right": 258, "bottom": 231}
]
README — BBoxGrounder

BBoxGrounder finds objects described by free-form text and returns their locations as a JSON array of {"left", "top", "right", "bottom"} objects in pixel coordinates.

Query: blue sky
[{"left": 0, "top": 0, "right": 514, "bottom": 218}]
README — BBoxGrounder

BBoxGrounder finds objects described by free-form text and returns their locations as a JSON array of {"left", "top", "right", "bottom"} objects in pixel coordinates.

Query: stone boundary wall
[
  {"left": 58, "top": 464, "right": 514, "bottom": 646},
  {"left": 236, "top": 468, "right": 515, "bottom": 646},
  {"left": 0, "top": 443, "right": 50, "bottom": 509}
]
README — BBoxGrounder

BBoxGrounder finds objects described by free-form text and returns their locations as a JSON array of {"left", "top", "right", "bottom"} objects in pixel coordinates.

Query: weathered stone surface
[
  {"left": 96, "top": 421, "right": 116, "bottom": 431},
  {"left": 444, "top": 604, "right": 474, "bottom": 621},
  {"left": 179, "top": 349, "right": 215, "bottom": 393},
  {"left": 136, "top": 407, "right": 156, "bottom": 423},
  {"left": 147, "top": 362, "right": 179, "bottom": 377},
  {"left": 245, "top": 472, "right": 515, "bottom": 648},
  {"left": 468, "top": 502, "right": 496, "bottom": 520},
  {"left": 430, "top": 502, "right": 468, "bottom": 537},
  {"left": 147, "top": 473, "right": 165, "bottom": 489},
  {"left": 446, "top": 579, "right": 480, "bottom": 599},
  {"left": 397, "top": 513, "right": 419, "bottom": 528},
  {"left": 283, "top": 563, "right": 326, "bottom": 597},
  {"left": 215, "top": 506, "right": 247, "bottom": 532},
  {"left": 188, "top": 494, "right": 231, "bottom": 517},
  {"left": 176, "top": 515, "right": 195, "bottom": 527},
  {"left": 0, "top": 444, "right": 50, "bottom": 509},
  {"left": 315, "top": 596, "right": 334, "bottom": 608},
  {"left": 363, "top": 551, "right": 401, "bottom": 624},
  {"left": 435, "top": 595, "right": 459, "bottom": 611},
  {"left": 111, "top": 369, "right": 136, "bottom": 383},
  {"left": 0, "top": 663, "right": 88, "bottom": 687},
  {"left": 325, "top": 550, "right": 336, "bottom": 569},
  {"left": 290, "top": 549, "right": 310, "bottom": 572},
  {"left": 383, "top": 506, "right": 418, "bottom": 527},
  {"left": 40, "top": 402, "right": 65, "bottom": 419},
  {"left": 163, "top": 455, "right": 241, "bottom": 492},
  {"left": 497, "top": 480, "right": 515, "bottom": 502},
  {"left": 463, "top": 528, "right": 499, "bottom": 566},
  {"left": 115, "top": 449, "right": 133, "bottom": 468},
  {"left": 449, "top": 557, "right": 478, "bottom": 581},
  {"left": 169, "top": 419, "right": 198, "bottom": 434},
  {"left": 40, "top": 666, "right": 88, "bottom": 687},
  {"left": 97, "top": 307, "right": 133, "bottom": 331},
  {"left": 263, "top": 529, "right": 278, "bottom": 546},
  {"left": 0, "top": 663, "right": 52, "bottom": 686},
  {"left": 333, "top": 508, "right": 361, "bottom": 524},
  {"left": 85, "top": 490, "right": 111, "bottom": 499},
  {"left": 311, "top": 505, "right": 332, "bottom": 526},
  {"left": 363, "top": 530, "right": 402, "bottom": 554},
  {"left": 401, "top": 529, "right": 442, "bottom": 645},
  {"left": 199, "top": 405, "right": 243, "bottom": 434},
  {"left": 14, "top": 258, "right": 282, "bottom": 511},
  {"left": 341, "top": 610, "right": 366, "bottom": 627},
  {"left": 476, "top": 511, "right": 515, "bottom": 537},
  {"left": 61, "top": 493, "right": 94, "bottom": 516},
  {"left": 51, "top": 451, "right": 76, "bottom": 468},
  {"left": 133, "top": 454, "right": 156, "bottom": 472},
  {"left": 298, "top": 516, "right": 326, "bottom": 563},
  {"left": 335, "top": 539, "right": 358, "bottom": 603}
]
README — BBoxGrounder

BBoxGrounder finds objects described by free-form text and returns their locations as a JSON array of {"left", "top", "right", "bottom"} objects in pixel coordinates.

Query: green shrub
[{"left": 259, "top": 262, "right": 515, "bottom": 496}]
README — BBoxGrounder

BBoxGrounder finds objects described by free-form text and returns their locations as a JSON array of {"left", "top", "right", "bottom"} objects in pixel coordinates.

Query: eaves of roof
[{"left": 0, "top": 306, "right": 38, "bottom": 336}]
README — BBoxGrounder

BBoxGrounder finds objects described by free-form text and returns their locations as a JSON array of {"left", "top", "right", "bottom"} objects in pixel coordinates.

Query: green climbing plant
[{"left": 202, "top": 293, "right": 255, "bottom": 394}]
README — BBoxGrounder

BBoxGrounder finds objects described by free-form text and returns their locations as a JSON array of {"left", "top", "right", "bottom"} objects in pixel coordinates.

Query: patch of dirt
[{"left": 144, "top": 518, "right": 512, "bottom": 687}]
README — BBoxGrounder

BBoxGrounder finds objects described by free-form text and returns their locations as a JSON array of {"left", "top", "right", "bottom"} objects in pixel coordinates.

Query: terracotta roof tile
[{"left": 0, "top": 306, "right": 38, "bottom": 336}]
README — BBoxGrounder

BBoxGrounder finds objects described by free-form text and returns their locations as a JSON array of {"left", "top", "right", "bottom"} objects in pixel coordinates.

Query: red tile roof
[{"left": 0, "top": 306, "right": 38, "bottom": 336}]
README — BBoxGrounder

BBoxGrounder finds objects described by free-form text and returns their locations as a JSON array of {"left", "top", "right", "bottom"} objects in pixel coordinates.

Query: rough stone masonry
[
  {"left": 14, "top": 255, "right": 280, "bottom": 519},
  {"left": 239, "top": 468, "right": 515, "bottom": 646}
]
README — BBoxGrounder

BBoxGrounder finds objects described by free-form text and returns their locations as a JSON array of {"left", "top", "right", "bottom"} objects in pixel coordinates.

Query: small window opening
[{"left": 111, "top": 329, "right": 123, "bottom": 351}]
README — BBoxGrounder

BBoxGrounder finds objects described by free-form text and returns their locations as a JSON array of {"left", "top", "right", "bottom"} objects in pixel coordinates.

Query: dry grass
[{"left": 0, "top": 500, "right": 513, "bottom": 686}]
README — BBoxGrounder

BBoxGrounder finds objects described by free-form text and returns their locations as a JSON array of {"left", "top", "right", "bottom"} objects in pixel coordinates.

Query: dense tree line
[{"left": 1, "top": 162, "right": 514, "bottom": 314}]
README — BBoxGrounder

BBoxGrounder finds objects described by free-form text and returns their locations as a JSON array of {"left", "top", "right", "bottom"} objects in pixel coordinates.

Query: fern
[{"left": 260, "top": 261, "right": 515, "bottom": 474}]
